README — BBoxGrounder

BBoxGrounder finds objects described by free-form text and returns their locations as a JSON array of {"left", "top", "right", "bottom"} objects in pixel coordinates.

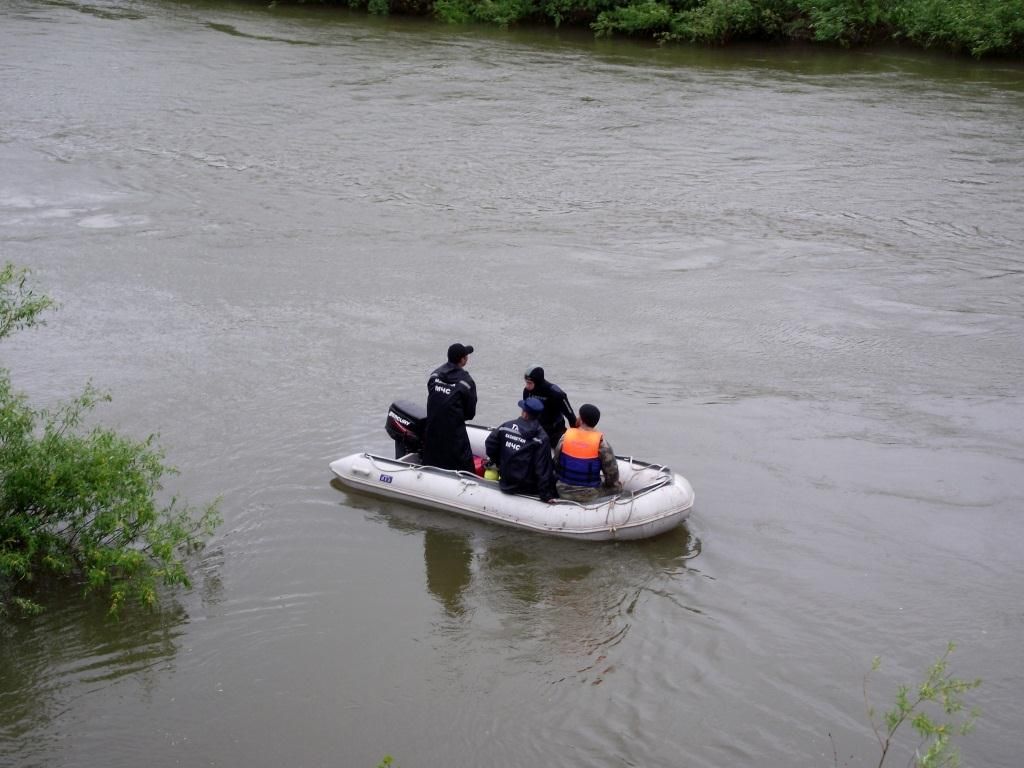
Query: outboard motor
[{"left": 385, "top": 400, "right": 427, "bottom": 459}]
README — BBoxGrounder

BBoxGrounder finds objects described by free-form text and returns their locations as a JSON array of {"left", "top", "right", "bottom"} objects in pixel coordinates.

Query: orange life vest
[{"left": 558, "top": 428, "right": 603, "bottom": 487}]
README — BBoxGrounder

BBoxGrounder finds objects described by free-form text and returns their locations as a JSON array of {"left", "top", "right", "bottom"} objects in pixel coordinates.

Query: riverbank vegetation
[
  {"left": 0, "top": 265, "right": 220, "bottom": 618},
  {"left": 288, "top": 0, "right": 1024, "bottom": 58}
]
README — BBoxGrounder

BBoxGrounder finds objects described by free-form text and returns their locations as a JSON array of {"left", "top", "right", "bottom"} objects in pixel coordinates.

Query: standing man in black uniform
[
  {"left": 423, "top": 343, "right": 477, "bottom": 472},
  {"left": 522, "top": 365, "right": 576, "bottom": 448}
]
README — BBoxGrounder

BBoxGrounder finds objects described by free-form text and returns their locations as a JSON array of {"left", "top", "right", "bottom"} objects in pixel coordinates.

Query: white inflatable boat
[{"left": 329, "top": 403, "right": 695, "bottom": 542}]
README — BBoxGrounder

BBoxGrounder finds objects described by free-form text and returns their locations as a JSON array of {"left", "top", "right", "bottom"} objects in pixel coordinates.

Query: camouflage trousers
[{"left": 555, "top": 481, "right": 600, "bottom": 503}]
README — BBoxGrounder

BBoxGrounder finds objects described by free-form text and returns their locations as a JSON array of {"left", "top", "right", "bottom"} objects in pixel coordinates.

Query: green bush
[
  {"left": 271, "top": 0, "right": 1024, "bottom": 55},
  {"left": 592, "top": 0, "right": 675, "bottom": 37},
  {"left": 595, "top": 0, "right": 806, "bottom": 44},
  {"left": 0, "top": 265, "right": 220, "bottom": 617},
  {"left": 675, "top": 0, "right": 761, "bottom": 42},
  {"left": 433, "top": 0, "right": 543, "bottom": 26},
  {"left": 893, "top": 0, "right": 1024, "bottom": 56},
  {"left": 797, "top": 0, "right": 888, "bottom": 44},
  {"left": 541, "top": 0, "right": 620, "bottom": 26}
]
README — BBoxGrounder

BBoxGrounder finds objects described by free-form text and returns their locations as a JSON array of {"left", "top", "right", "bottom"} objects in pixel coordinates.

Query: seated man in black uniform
[{"left": 484, "top": 397, "right": 558, "bottom": 503}]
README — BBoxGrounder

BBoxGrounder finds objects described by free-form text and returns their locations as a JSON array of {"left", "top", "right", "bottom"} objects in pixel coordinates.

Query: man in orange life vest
[{"left": 552, "top": 403, "right": 622, "bottom": 503}]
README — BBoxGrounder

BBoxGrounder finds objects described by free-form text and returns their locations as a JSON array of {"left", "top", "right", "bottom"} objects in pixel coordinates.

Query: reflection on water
[
  {"left": 424, "top": 527, "right": 473, "bottom": 616},
  {"left": 0, "top": 589, "right": 189, "bottom": 755},
  {"left": 360, "top": 489, "right": 703, "bottom": 654}
]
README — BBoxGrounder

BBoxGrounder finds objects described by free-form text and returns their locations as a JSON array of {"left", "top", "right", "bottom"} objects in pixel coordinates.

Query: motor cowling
[{"left": 385, "top": 400, "right": 427, "bottom": 458}]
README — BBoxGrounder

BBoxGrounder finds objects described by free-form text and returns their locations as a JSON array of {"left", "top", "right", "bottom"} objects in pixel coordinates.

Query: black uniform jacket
[
  {"left": 521, "top": 381, "right": 575, "bottom": 446},
  {"left": 484, "top": 417, "right": 557, "bottom": 502},
  {"left": 423, "top": 362, "right": 477, "bottom": 472}
]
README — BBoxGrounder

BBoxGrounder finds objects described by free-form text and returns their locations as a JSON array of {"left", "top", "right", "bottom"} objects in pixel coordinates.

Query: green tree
[{"left": 0, "top": 264, "right": 220, "bottom": 617}]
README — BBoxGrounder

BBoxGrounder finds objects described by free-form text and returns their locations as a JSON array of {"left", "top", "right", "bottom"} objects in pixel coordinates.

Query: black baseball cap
[{"left": 447, "top": 343, "right": 474, "bottom": 363}]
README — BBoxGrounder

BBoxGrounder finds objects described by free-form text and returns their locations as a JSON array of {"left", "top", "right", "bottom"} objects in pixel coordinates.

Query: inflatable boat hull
[{"left": 330, "top": 424, "right": 694, "bottom": 542}]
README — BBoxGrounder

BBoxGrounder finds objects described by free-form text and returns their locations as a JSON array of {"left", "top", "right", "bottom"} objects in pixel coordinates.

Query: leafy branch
[
  {"left": 0, "top": 262, "right": 56, "bottom": 340},
  {"left": 862, "top": 643, "right": 981, "bottom": 768}
]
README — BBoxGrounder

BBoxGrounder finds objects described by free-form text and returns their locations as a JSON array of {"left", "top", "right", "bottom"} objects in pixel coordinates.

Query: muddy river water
[{"left": 2, "top": 1, "right": 1023, "bottom": 766}]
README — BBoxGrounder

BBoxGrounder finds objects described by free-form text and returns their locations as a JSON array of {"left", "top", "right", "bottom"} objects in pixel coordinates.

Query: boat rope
[
  {"left": 363, "top": 453, "right": 481, "bottom": 480},
  {"left": 603, "top": 488, "right": 638, "bottom": 531},
  {"left": 362, "top": 454, "right": 426, "bottom": 473},
  {"left": 622, "top": 491, "right": 638, "bottom": 528}
]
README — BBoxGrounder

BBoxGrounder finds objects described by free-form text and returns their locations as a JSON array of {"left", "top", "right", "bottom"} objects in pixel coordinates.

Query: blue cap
[{"left": 518, "top": 397, "right": 544, "bottom": 416}]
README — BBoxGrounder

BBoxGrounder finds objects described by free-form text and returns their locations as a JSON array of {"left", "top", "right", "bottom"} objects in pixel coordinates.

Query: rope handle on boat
[
  {"left": 362, "top": 454, "right": 424, "bottom": 473},
  {"left": 621, "top": 455, "right": 670, "bottom": 473},
  {"left": 604, "top": 491, "right": 638, "bottom": 528},
  {"left": 362, "top": 453, "right": 479, "bottom": 477}
]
